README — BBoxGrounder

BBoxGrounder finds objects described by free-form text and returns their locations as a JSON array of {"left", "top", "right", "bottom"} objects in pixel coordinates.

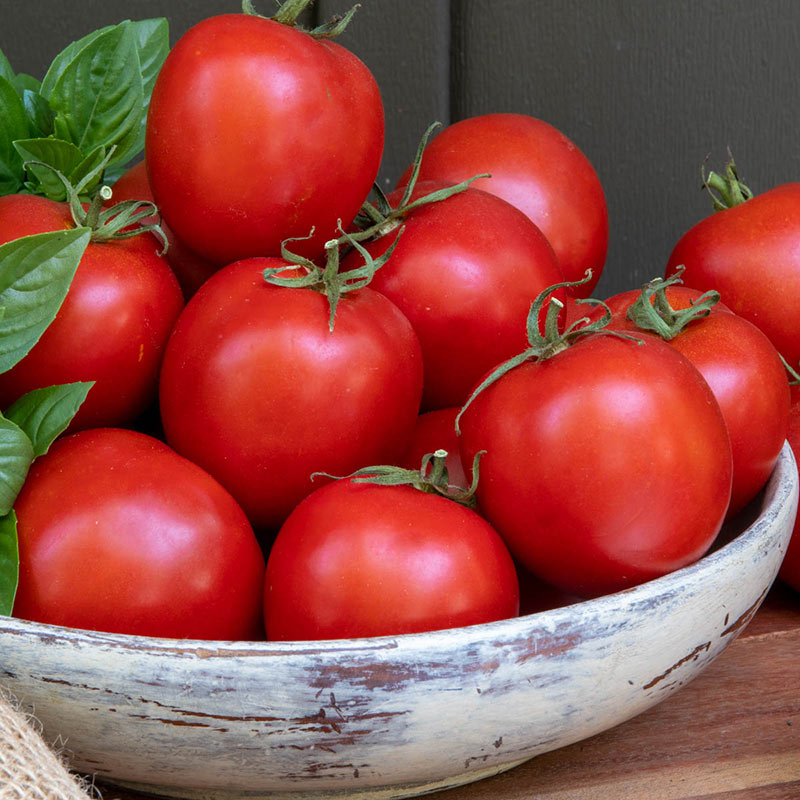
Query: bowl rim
[{"left": 1, "top": 440, "right": 796, "bottom": 656}]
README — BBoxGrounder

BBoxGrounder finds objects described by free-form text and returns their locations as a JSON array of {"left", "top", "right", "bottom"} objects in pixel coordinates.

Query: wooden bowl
[{"left": 1, "top": 443, "right": 796, "bottom": 800}]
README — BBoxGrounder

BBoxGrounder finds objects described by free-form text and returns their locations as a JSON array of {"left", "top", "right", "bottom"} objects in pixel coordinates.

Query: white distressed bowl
[{"left": 1, "top": 442, "right": 797, "bottom": 800}]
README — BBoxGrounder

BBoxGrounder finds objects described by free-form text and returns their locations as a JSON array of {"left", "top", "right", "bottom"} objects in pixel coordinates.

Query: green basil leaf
[
  {"left": 0, "top": 227, "right": 90, "bottom": 374},
  {"left": 21, "top": 89, "right": 54, "bottom": 138},
  {"left": 0, "top": 509, "right": 18, "bottom": 617},
  {"left": 13, "top": 74, "right": 41, "bottom": 96},
  {"left": 0, "top": 416, "right": 34, "bottom": 517},
  {"left": 13, "top": 137, "right": 84, "bottom": 201},
  {"left": 48, "top": 21, "right": 144, "bottom": 171},
  {"left": 39, "top": 24, "right": 115, "bottom": 100},
  {"left": 0, "top": 48, "right": 14, "bottom": 85},
  {"left": 5, "top": 382, "right": 93, "bottom": 457},
  {"left": 0, "top": 77, "right": 28, "bottom": 195}
]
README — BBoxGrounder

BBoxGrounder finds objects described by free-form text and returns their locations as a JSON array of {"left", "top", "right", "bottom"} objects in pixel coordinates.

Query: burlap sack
[{"left": 0, "top": 689, "right": 96, "bottom": 800}]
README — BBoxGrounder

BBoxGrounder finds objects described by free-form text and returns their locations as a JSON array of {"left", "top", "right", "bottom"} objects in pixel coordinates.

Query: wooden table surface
[{"left": 95, "top": 582, "right": 800, "bottom": 800}]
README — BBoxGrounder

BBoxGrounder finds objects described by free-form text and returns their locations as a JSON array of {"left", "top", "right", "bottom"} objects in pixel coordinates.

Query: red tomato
[
  {"left": 159, "top": 258, "right": 423, "bottom": 531},
  {"left": 0, "top": 194, "right": 183, "bottom": 430},
  {"left": 13, "top": 428, "right": 266, "bottom": 639},
  {"left": 601, "top": 286, "right": 789, "bottom": 516},
  {"left": 264, "top": 478, "right": 519, "bottom": 640},
  {"left": 458, "top": 334, "right": 733, "bottom": 597},
  {"left": 109, "top": 161, "right": 218, "bottom": 300},
  {"left": 666, "top": 183, "right": 800, "bottom": 368},
  {"left": 399, "top": 407, "right": 468, "bottom": 491},
  {"left": 343, "top": 182, "right": 564, "bottom": 409},
  {"left": 146, "top": 12, "right": 383, "bottom": 265},
  {"left": 399, "top": 113, "right": 608, "bottom": 296},
  {"left": 779, "top": 384, "right": 800, "bottom": 591}
]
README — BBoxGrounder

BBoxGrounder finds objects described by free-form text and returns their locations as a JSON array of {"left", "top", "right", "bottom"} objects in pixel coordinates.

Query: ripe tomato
[
  {"left": 601, "top": 284, "right": 789, "bottom": 516},
  {"left": 458, "top": 334, "right": 733, "bottom": 597},
  {"left": 399, "top": 113, "right": 608, "bottom": 296},
  {"left": 779, "top": 384, "right": 800, "bottom": 592},
  {"left": 666, "top": 182, "right": 800, "bottom": 368},
  {"left": 146, "top": 12, "right": 383, "bottom": 265},
  {"left": 0, "top": 194, "right": 183, "bottom": 430},
  {"left": 13, "top": 428, "right": 266, "bottom": 639},
  {"left": 264, "top": 478, "right": 519, "bottom": 640},
  {"left": 343, "top": 182, "right": 564, "bottom": 409},
  {"left": 399, "top": 407, "right": 468, "bottom": 491},
  {"left": 159, "top": 258, "right": 423, "bottom": 532},
  {"left": 109, "top": 161, "right": 218, "bottom": 300}
]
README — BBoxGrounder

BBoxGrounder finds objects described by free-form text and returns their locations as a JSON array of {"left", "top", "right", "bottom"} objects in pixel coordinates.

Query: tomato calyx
[
  {"left": 455, "top": 271, "right": 641, "bottom": 433},
  {"left": 625, "top": 266, "right": 721, "bottom": 340},
  {"left": 703, "top": 155, "right": 753, "bottom": 212},
  {"left": 263, "top": 223, "right": 404, "bottom": 332},
  {"left": 355, "top": 122, "right": 490, "bottom": 239},
  {"left": 312, "top": 449, "right": 485, "bottom": 508},
  {"left": 242, "top": 0, "right": 359, "bottom": 38},
  {"left": 23, "top": 150, "right": 168, "bottom": 253}
]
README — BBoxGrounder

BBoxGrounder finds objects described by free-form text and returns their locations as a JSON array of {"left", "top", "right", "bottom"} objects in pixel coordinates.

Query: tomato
[
  {"left": 779, "top": 384, "right": 800, "bottom": 592},
  {"left": 264, "top": 478, "right": 519, "bottom": 640},
  {"left": 399, "top": 407, "right": 468, "bottom": 491},
  {"left": 0, "top": 194, "right": 183, "bottom": 431},
  {"left": 399, "top": 113, "right": 608, "bottom": 296},
  {"left": 342, "top": 182, "right": 564, "bottom": 409},
  {"left": 601, "top": 284, "right": 789, "bottom": 516},
  {"left": 109, "top": 161, "right": 218, "bottom": 300},
  {"left": 458, "top": 334, "right": 733, "bottom": 597},
  {"left": 13, "top": 428, "right": 266, "bottom": 639},
  {"left": 159, "top": 258, "right": 423, "bottom": 532},
  {"left": 666, "top": 182, "right": 800, "bottom": 368},
  {"left": 146, "top": 12, "right": 384, "bottom": 265}
]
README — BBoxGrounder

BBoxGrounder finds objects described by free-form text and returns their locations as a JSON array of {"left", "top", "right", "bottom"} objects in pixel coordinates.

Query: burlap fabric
[{"left": 0, "top": 689, "right": 96, "bottom": 800}]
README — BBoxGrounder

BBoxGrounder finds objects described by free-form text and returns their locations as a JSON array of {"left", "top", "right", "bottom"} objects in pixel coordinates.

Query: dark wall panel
[{"left": 4, "top": 1, "right": 800, "bottom": 297}]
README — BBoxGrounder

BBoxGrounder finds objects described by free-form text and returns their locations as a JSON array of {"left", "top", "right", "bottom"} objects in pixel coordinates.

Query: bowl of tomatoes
[{"left": 0, "top": 442, "right": 795, "bottom": 800}]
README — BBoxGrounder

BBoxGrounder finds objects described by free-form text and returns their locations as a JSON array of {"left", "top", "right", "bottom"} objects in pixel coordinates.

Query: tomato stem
[
  {"left": 703, "top": 156, "right": 753, "bottom": 211},
  {"left": 243, "top": 0, "right": 360, "bottom": 38},
  {"left": 625, "top": 266, "right": 721, "bottom": 339}
]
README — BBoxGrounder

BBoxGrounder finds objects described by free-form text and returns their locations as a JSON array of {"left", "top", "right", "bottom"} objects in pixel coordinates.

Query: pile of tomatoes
[{"left": 3, "top": 2, "right": 799, "bottom": 643}]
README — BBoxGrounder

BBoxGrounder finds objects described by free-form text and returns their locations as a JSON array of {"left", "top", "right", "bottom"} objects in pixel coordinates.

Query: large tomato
[
  {"left": 600, "top": 284, "right": 789, "bottom": 516},
  {"left": 666, "top": 181, "right": 800, "bottom": 368},
  {"left": 0, "top": 194, "right": 183, "bottom": 430},
  {"left": 13, "top": 428, "right": 266, "bottom": 640},
  {"left": 159, "top": 258, "right": 423, "bottom": 532},
  {"left": 458, "top": 334, "right": 733, "bottom": 597},
  {"left": 399, "top": 113, "right": 608, "bottom": 296},
  {"left": 145, "top": 11, "right": 384, "bottom": 265},
  {"left": 342, "top": 182, "right": 564, "bottom": 409},
  {"left": 109, "top": 161, "right": 218, "bottom": 300},
  {"left": 779, "top": 384, "right": 800, "bottom": 592},
  {"left": 264, "top": 478, "right": 519, "bottom": 640}
]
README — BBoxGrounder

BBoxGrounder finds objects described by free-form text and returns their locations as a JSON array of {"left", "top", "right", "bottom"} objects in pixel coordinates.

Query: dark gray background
[{"left": 4, "top": 1, "right": 799, "bottom": 297}]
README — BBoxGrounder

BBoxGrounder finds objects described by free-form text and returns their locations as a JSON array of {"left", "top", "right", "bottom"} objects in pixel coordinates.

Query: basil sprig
[
  {"left": 0, "top": 228, "right": 94, "bottom": 615},
  {"left": 0, "top": 17, "right": 168, "bottom": 199}
]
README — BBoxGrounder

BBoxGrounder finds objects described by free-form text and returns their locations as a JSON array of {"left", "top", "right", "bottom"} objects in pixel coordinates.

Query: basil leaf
[
  {"left": 0, "top": 48, "right": 14, "bottom": 84},
  {"left": 48, "top": 21, "right": 144, "bottom": 171},
  {"left": 13, "top": 74, "right": 41, "bottom": 96},
  {"left": 0, "top": 416, "right": 34, "bottom": 517},
  {"left": 5, "top": 382, "right": 93, "bottom": 457},
  {"left": 0, "top": 509, "right": 18, "bottom": 617},
  {"left": 39, "top": 24, "right": 115, "bottom": 100},
  {"left": 21, "top": 89, "right": 54, "bottom": 138},
  {"left": 0, "top": 227, "right": 90, "bottom": 374},
  {"left": 13, "top": 137, "right": 85, "bottom": 200},
  {"left": 0, "top": 77, "right": 27, "bottom": 194}
]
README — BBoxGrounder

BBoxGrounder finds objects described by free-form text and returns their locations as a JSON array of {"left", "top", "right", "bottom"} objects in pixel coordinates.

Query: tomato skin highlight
[
  {"left": 264, "top": 479, "right": 519, "bottom": 641},
  {"left": 666, "top": 183, "right": 800, "bottom": 368},
  {"left": 344, "top": 183, "right": 565, "bottom": 410},
  {"left": 159, "top": 258, "right": 424, "bottom": 532},
  {"left": 0, "top": 194, "right": 184, "bottom": 431},
  {"left": 400, "top": 113, "right": 608, "bottom": 296},
  {"left": 458, "top": 334, "right": 733, "bottom": 598},
  {"left": 13, "top": 428, "right": 266, "bottom": 640},
  {"left": 145, "top": 13, "right": 384, "bottom": 265},
  {"left": 601, "top": 287, "right": 789, "bottom": 516}
]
